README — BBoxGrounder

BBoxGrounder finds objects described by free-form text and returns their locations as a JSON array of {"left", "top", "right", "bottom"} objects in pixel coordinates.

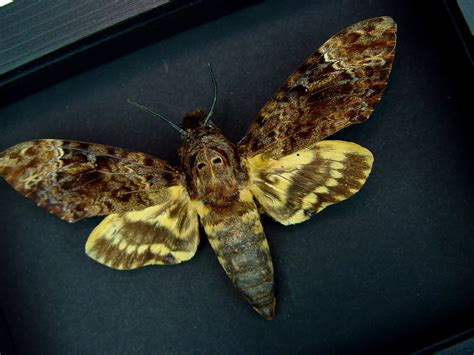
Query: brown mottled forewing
[
  {"left": 239, "top": 16, "right": 396, "bottom": 159},
  {"left": 0, "top": 139, "right": 181, "bottom": 222}
]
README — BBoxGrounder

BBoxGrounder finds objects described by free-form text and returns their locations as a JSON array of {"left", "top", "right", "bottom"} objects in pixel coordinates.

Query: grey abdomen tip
[{"left": 254, "top": 297, "right": 276, "bottom": 320}]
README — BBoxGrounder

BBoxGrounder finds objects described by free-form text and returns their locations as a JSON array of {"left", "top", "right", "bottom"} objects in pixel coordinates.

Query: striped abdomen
[{"left": 198, "top": 189, "right": 275, "bottom": 319}]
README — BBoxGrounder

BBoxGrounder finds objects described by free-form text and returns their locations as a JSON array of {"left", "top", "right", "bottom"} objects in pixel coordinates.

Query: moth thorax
[{"left": 190, "top": 146, "right": 240, "bottom": 205}]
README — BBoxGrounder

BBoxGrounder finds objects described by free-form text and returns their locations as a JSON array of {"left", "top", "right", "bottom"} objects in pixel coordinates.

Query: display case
[{"left": 0, "top": 0, "right": 472, "bottom": 353}]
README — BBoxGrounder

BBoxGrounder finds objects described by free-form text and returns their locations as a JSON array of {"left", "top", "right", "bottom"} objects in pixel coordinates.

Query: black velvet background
[{"left": 0, "top": 1, "right": 473, "bottom": 354}]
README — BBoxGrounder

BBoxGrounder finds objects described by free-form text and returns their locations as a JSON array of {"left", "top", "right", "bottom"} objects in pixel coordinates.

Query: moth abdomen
[
  {"left": 199, "top": 191, "right": 275, "bottom": 319},
  {"left": 209, "top": 226, "right": 275, "bottom": 320}
]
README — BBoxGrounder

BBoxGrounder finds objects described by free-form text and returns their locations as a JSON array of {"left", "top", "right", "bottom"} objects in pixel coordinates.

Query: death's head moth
[{"left": 0, "top": 17, "right": 396, "bottom": 319}]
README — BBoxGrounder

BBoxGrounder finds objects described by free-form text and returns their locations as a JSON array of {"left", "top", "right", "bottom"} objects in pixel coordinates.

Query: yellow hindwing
[
  {"left": 85, "top": 185, "right": 199, "bottom": 270},
  {"left": 247, "top": 140, "right": 374, "bottom": 225}
]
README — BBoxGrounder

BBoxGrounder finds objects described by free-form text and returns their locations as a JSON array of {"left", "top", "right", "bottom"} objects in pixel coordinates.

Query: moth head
[
  {"left": 181, "top": 109, "right": 206, "bottom": 131},
  {"left": 181, "top": 108, "right": 221, "bottom": 134}
]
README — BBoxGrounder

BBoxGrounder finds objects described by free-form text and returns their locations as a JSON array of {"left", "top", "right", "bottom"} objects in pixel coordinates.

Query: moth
[{"left": 0, "top": 17, "right": 396, "bottom": 319}]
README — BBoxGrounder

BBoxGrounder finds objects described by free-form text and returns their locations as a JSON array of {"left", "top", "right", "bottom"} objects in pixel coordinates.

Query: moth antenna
[
  {"left": 127, "top": 99, "right": 187, "bottom": 136},
  {"left": 204, "top": 63, "right": 218, "bottom": 127}
]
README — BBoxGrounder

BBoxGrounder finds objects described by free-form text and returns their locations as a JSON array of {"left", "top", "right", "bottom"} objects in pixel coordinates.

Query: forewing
[
  {"left": 0, "top": 139, "right": 181, "bottom": 222},
  {"left": 247, "top": 140, "right": 373, "bottom": 225},
  {"left": 85, "top": 185, "right": 199, "bottom": 269},
  {"left": 239, "top": 16, "right": 396, "bottom": 159}
]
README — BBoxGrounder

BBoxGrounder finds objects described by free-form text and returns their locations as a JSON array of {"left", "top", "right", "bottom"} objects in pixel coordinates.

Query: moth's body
[
  {"left": 180, "top": 110, "right": 275, "bottom": 318},
  {"left": 0, "top": 17, "right": 396, "bottom": 319}
]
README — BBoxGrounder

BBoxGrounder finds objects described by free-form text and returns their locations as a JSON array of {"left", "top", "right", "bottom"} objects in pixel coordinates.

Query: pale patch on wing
[
  {"left": 85, "top": 185, "right": 199, "bottom": 270},
  {"left": 247, "top": 140, "right": 373, "bottom": 225}
]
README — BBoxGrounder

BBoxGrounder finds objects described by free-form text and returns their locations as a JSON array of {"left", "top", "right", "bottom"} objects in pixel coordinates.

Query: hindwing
[
  {"left": 85, "top": 185, "right": 199, "bottom": 269},
  {"left": 247, "top": 140, "right": 373, "bottom": 225}
]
